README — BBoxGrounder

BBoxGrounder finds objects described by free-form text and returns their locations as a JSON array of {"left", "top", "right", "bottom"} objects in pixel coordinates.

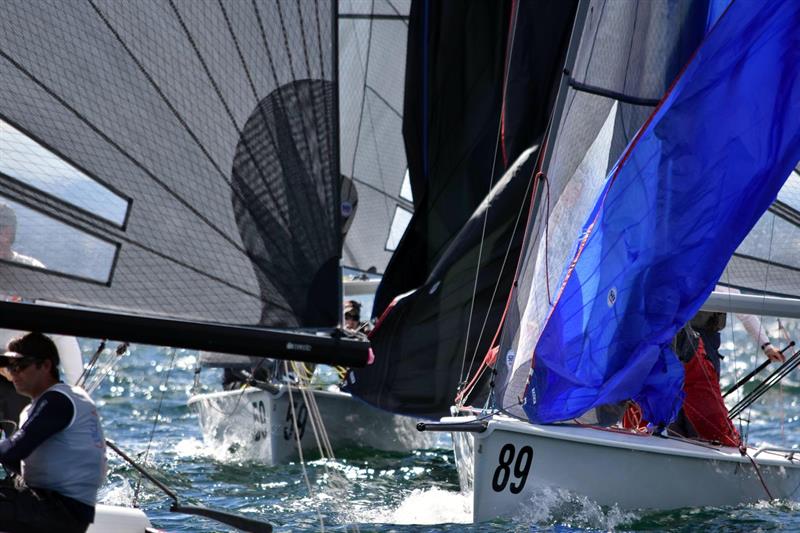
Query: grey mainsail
[
  {"left": 338, "top": 0, "right": 413, "bottom": 274},
  {"left": 0, "top": 0, "right": 367, "bottom": 364}
]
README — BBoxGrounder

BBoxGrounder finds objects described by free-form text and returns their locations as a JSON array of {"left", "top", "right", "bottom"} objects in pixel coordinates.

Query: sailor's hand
[{"left": 764, "top": 344, "right": 785, "bottom": 363}]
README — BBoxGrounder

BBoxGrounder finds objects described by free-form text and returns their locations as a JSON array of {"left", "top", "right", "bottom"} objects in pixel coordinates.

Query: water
[{"left": 91, "top": 337, "right": 800, "bottom": 532}]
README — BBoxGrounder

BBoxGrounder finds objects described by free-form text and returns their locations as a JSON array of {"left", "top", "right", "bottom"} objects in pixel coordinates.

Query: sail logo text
[{"left": 286, "top": 342, "right": 312, "bottom": 352}]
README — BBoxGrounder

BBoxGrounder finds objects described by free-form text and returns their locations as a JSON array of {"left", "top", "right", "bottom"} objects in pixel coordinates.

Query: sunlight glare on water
[
  {"left": 83, "top": 317, "right": 800, "bottom": 531},
  {"left": 359, "top": 488, "right": 472, "bottom": 525}
]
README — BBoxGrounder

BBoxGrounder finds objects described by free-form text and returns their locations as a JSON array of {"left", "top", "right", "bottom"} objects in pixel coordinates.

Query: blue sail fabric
[{"left": 525, "top": 0, "right": 800, "bottom": 425}]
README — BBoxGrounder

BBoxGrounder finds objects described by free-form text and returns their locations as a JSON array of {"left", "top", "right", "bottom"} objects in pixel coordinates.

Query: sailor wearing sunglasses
[{"left": 0, "top": 332, "right": 106, "bottom": 533}]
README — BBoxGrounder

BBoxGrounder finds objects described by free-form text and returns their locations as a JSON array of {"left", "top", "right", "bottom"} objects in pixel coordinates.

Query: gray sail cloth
[
  {"left": 495, "top": 0, "right": 712, "bottom": 410},
  {"left": 0, "top": 1, "right": 340, "bottom": 328},
  {"left": 724, "top": 165, "right": 800, "bottom": 297},
  {"left": 339, "top": 0, "right": 413, "bottom": 274}
]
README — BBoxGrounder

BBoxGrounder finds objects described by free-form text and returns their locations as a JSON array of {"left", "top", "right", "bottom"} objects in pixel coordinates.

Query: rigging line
[
  {"left": 169, "top": 1, "right": 330, "bottom": 261},
  {"left": 84, "top": 343, "right": 130, "bottom": 396},
  {"left": 348, "top": 175, "right": 413, "bottom": 210},
  {"left": 76, "top": 339, "right": 106, "bottom": 388},
  {"left": 289, "top": 365, "right": 329, "bottom": 461},
  {"left": 134, "top": 346, "right": 178, "bottom": 507},
  {"left": 289, "top": 367, "right": 359, "bottom": 533},
  {"left": 250, "top": 1, "right": 336, "bottom": 251},
  {"left": 213, "top": 1, "right": 309, "bottom": 257},
  {"left": 215, "top": 3, "right": 333, "bottom": 264},
  {"left": 341, "top": 5, "right": 369, "bottom": 181},
  {"left": 365, "top": 85, "right": 403, "bottom": 119},
  {"left": 580, "top": 0, "right": 607, "bottom": 82},
  {"left": 283, "top": 362, "right": 325, "bottom": 532},
  {"left": 0, "top": 47, "right": 255, "bottom": 260},
  {"left": 295, "top": 0, "right": 337, "bottom": 232},
  {"left": 459, "top": 165, "right": 536, "bottom": 403},
  {"left": 542, "top": 174, "right": 552, "bottom": 304},
  {"left": 458, "top": 0, "right": 522, "bottom": 386}
]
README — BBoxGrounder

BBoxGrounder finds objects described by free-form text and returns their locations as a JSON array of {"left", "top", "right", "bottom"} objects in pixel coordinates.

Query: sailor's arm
[
  {"left": 0, "top": 390, "right": 73, "bottom": 473},
  {"left": 736, "top": 313, "right": 785, "bottom": 363}
]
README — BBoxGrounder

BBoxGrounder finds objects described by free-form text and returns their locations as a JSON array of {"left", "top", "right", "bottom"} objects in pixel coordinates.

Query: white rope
[{"left": 287, "top": 362, "right": 360, "bottom": 533}]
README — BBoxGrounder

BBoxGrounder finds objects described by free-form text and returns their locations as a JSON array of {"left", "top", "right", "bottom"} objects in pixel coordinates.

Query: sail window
[
  {"left": 400, "top": 169, "right": 413, "bottom": 202},
  {"left": 0, "top": 196, "right": 118, "bottom": 284},
  {"left": 0, "top": 119, "right": 129, "bottom": 227},
  {"left": 385, "top": 205, "right": 412, "bottom": 251}
]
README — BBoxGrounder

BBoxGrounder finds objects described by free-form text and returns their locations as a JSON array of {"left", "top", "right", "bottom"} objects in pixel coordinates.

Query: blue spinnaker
[{"left": 525, "top": 0, "right": 800, "bottom": 425}]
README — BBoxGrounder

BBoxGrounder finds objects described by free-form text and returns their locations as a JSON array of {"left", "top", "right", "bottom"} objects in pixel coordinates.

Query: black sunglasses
[
  {"left": 344, "top": 313, "right": 360, "bottom": 320},
  {"left": 8, "top": 358, "right": 37, "bottom": 373}
]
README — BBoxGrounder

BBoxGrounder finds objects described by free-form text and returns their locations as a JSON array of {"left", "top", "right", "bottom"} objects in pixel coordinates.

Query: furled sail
[
  {"left": 338, "top": 0, "right": 412, "bottom": 274},
  {"left": 496, "top": 0, "right": 712, "bottom": 412},
  {"left": 524, "top": 0, "right": 800, "bottom": 424},
  {"left": 0, "top": 0, "right": 368, "bottom": 365},
  {"left": 346, "top": 0, "right": 578, "bottom": 417}
]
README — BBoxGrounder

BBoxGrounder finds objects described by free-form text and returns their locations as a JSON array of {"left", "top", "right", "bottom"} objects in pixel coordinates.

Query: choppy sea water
[{"left": 91, "top": 321, "right": 800, "bottom": 533}]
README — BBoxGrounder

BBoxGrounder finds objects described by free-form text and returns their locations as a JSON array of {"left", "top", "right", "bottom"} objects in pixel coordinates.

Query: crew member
[{"left": 0, "top": 332, "right": 106, "bottom": 533}]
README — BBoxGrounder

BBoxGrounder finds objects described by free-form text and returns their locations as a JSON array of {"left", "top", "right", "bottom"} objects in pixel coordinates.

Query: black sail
[
  {"left": 346, "top": 0, "right": 578, "bottom": 417},
  {"left": 0, "top": 1, "right": 367, "bottom": 364}
]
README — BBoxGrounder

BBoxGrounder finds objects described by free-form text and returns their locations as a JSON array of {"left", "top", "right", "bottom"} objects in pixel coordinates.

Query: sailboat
[
  {"left": 0, "top": 0, "right": 369, "bottom": 530},
  {"left": 433, "top": 0, "right": 800, "bottom": 522},
  {"left": 184, "top": 0, "right": 445, "bottom": 465},
  {"left": 186, "top": 0, "right": 581, "bottom": 464}
]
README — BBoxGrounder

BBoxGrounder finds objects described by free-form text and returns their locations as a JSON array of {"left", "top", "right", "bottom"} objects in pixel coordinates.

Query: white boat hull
[
  {"left": 188, "top": 386, "right": 439, "bottom": 464},
  {"left": 86, "top": 504, "right": 151, "bottom": 532},
  {"left": 451, "top": 415, "right": 800, "bottom": 522}
]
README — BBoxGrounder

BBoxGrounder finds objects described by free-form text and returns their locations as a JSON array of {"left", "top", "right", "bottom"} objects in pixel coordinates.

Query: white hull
[
  {"left": 188, "top": 386, "right": 440, "bottom": 464},
  {"left": 451, "top": 415, "right": 800, "bottom": 522},
  {"left": 86, "top": 504, "right": 151, "bottom": 533}
]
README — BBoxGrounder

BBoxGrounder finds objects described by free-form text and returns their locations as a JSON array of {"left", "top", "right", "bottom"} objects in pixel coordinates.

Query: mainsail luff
[{"left": 0, "top": 0, "right": 368, "bottom": 364}]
